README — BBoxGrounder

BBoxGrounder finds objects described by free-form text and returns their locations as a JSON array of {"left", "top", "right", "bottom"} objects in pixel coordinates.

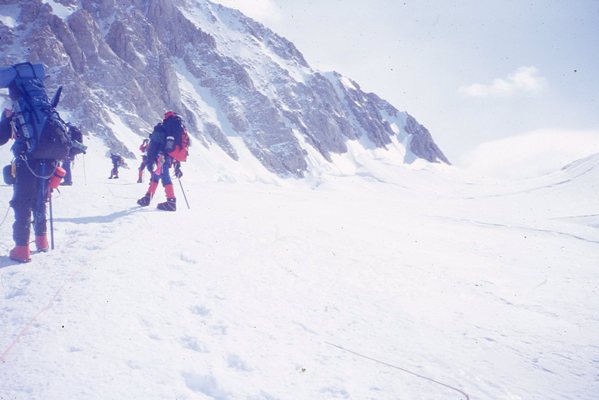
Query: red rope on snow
[{"left": 0, "top": 278, "right": 74, "bottom": 364}]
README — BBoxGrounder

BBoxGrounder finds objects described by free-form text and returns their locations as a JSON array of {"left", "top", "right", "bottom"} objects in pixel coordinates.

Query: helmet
[{"left": 164, "top": 111, "right": 176, "bottom": 120}]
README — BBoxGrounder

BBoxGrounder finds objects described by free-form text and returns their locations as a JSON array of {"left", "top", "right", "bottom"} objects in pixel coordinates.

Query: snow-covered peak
[{"left": 0, "top": 0, "right": 449, "bottom": 180}]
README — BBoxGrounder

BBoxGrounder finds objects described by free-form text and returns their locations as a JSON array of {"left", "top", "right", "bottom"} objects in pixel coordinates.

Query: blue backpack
[{"left": 0, "top": 62, "right": 85, "bottom": 159}]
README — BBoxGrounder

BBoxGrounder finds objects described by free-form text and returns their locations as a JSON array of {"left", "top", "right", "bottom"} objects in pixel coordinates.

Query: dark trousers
[
  {"left": 9, "top": 159, "right": 54, "bottom": 246},
  {"left": 110, "top": 164, "right": 119, "bottom": 178},
  {"left": 150, "top": 157, "right": 173, "bottom": 186},
  {"left": 138, "top": 155, "right": 148, "bottom": 173},
  {"left": 62, "top": 159, "right": 72, "bottom": 184}
]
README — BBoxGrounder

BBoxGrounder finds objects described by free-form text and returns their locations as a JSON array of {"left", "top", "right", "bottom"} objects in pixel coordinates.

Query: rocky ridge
[{"left": 0, "top": 0, "right": 449, "bottom": 177}]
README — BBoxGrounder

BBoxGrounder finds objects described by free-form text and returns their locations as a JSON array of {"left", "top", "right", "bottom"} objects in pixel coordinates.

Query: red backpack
[{"left": 162, "top": 111, "right": 189, "bottom": 162}]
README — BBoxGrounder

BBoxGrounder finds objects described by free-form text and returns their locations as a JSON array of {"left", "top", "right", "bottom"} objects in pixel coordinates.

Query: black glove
[{"left": 174, "top": 162, "right": 183, "bottom": 178}]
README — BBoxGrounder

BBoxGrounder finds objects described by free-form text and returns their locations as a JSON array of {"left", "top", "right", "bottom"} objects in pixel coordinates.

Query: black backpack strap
[{"left": 13, "top": 62, "right": 43, "bottom": 80}]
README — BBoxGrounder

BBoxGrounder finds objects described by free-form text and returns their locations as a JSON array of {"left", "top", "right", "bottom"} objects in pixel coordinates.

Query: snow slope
[
  {"left": 459, "top": 129, "right": 599, "bottom": 179},
  {"left": 0, "top": 142, "right": 598, "bottom": 399}
]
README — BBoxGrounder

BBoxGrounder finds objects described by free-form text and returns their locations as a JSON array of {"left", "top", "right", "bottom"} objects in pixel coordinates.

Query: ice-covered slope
[
  {"left": 0, "top": 145, "right": 597, "bottom": 399},
  {"left": 0, "top": 0, "right": 448, "bottom": 178},
  {"left": 459, "top": 129, "right": 599, "bottom": 179}
]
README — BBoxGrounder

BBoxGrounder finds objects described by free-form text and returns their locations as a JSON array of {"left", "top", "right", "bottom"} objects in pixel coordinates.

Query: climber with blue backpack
[
  {"left": 108, "top": 152, "right": 125, "bottom": 179},
  {"left": 137, "top": 111, "right": 189, "bottom": 211},
  {"left": 0, "top": 62, "right": 86, "bottom": 263}
]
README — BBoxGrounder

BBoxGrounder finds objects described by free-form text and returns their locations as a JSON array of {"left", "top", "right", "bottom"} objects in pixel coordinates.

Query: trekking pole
[
  {"left": 178, "top": 178, "right": 190, "bottom": 209},
  {"left": 83, "top": 154, "right": 87, "bottom": 185},
  {"left": 49, "top": 191, "right": 55, "bottom": 250}
]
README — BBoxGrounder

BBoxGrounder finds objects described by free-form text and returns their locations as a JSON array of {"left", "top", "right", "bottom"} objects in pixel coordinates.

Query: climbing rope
[
  {"left": 326, "top": 341, "right": 470, "bottom": 400},
  {"left": 20, "top": 155, "right": 56, "bottom": 179}
]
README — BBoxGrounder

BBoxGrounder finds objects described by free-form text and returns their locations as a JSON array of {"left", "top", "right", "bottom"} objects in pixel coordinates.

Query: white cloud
[
  {"left": 458, "top": 66, "right": 548, "bottom": 98},
  {"left": 211, "top": 0, "right": 281, "bottom": 24},
  {"left": 458, "top": 129, "right": 599, "bottom": 179}
]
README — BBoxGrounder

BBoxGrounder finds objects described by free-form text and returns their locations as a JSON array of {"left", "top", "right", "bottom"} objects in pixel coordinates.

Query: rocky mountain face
[{"left": 0, "top": 0, "right": 449, "bottom": 177}]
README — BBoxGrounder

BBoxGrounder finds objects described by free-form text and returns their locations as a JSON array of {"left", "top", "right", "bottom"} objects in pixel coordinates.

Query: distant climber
[
  {"left": 60, "top": 155, "right": 73, "bottom": 186},
  {"left": 108, "top": 153, "right": 124, "bottom": 179},
  {"left": 137, "top": 138, "right": 149, "bottom": 183}
]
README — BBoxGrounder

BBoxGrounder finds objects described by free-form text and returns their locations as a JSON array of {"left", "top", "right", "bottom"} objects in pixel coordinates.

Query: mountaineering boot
[
  {"left": 137, "top": 193, "right": 151, "bottom": 207},
  {"left": 9, "top": 245, "right": 31, "bottom": 263},
  {"left": 35, "top": 235, "right": 49, "bottom": 252},
  {"left": 157, "top": 198, "right": 176, "bottom": 211}
]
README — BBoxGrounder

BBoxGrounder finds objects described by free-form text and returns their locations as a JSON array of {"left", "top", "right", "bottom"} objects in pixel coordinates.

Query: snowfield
[{"left": 0, "top": 140, "right": 598, "bottom": 400}]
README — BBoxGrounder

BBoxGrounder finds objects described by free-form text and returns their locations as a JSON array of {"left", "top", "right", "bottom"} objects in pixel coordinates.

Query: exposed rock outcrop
[{"left": 0, "top": 0, "right": 449, "bottom": 176}]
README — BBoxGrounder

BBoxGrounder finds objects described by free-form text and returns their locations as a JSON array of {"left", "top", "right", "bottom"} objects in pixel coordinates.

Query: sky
[{"left": 211, "top": 0, "right": 599, "bottom": 165}]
